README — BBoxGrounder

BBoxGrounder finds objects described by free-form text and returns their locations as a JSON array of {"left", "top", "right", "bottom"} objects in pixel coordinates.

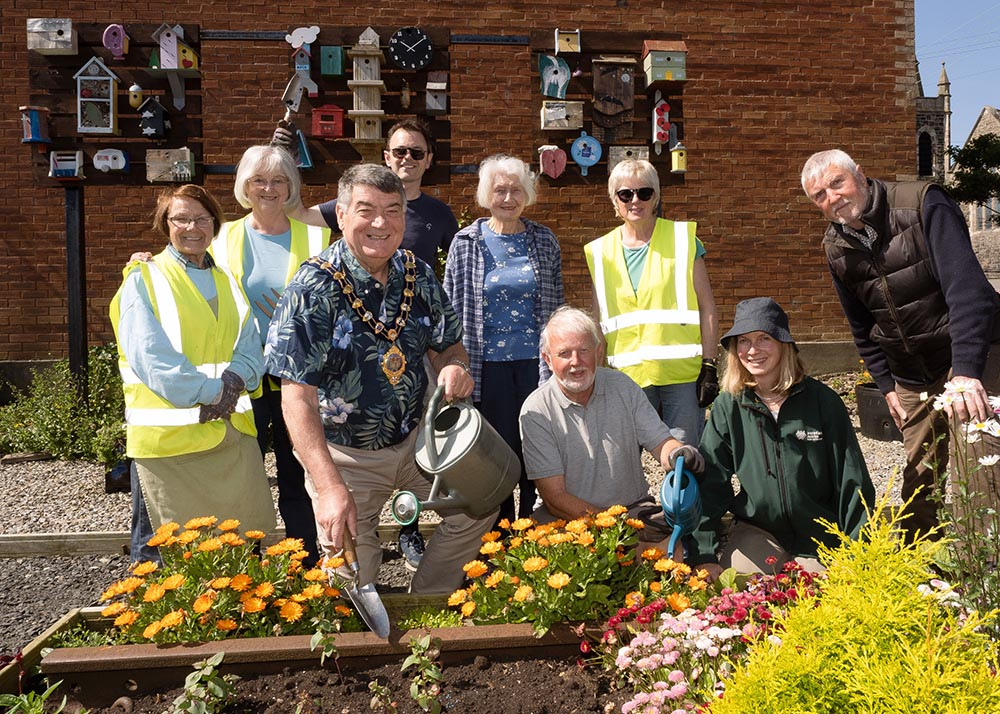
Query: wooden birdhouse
[
  {"left": 19, "top": 106, "right": 51, "bottom": 144},
  {"left": 592, "top": 56, "right": 636, "bottom": 143},
  {"left": 642, "top": 40, "right": 688, "bottom": 84},
  {"left": 554, "top": 28, "right": 581, "bottom": 55},
  {"left": 347, "top": 27, "right": 386, "bottom": 160},
  {"left": 138, "top": 97, "right": 170, "bottom": 139},
  {"left": 537, "top": 145, "right": 567, "bottom": 179},
  {"left": 540, "top": 100, "right": 583, "bottom": 131},
  {"left": 294, "top": 46, "right": 311, "bottom": 73},
  {"left": 151, "top": 24, "right": 185, "bottom": 69},
  {"left": 146, "top": 147, "right": 195, "bottom": 183},
  {"left": 26, "top": 18, "right": 77, "bottom": 55},
  {"left": 539, "top": 55, "right": 571, "bottom": 99},
  {"left": 148, "top": 25, "right": 199, "bottom": 110},
  {"left": 320, "top": 46, "right": 344, "bottom": 76},
  {"left": 608, "top": 146, "right": 649, "bottom": 174},
  {"left": 311, "top": 104, "right": 344, "bottom": 138},
  {"left": 425, "top": 71, "right": 448, "bottom": 115},
  {"left": 74, "top": 56, "right": 119, "bottom": 135},
  {"left": 671, "top": 142, "right": 688, "bottom": 174},
  {"left": 102, "top": 24, "right": 129, "bottom": 61},
  {"left": 49, "top": 150, "right": 84, "bottom": 180}
]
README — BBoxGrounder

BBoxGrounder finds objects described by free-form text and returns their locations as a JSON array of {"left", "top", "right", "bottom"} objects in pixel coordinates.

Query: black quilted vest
[{"left": 823, "top": 179, "right": 952, "bottom": 384}]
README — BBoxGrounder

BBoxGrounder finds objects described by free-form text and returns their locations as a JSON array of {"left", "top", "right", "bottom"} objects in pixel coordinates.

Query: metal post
[{"left": 65, "top": 185, "right": 88, "bottom": 399}]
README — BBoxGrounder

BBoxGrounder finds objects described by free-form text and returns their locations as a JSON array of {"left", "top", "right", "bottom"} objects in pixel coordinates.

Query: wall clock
[{"left": 388, "top": 26, "right": 432, "bottom": 71}]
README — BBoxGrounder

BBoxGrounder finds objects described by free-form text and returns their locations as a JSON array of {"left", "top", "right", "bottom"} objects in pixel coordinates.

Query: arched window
[{"left": 918, "top": 132, "right": 934, "bottom": 177}]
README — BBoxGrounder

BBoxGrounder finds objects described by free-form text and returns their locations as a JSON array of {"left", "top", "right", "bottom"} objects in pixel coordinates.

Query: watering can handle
[
  {"left": 423, "top": 384, "right": 446, "bottom": 470},
  {"left": 671, "top": 455, "right": 684, "bottom": 511}
]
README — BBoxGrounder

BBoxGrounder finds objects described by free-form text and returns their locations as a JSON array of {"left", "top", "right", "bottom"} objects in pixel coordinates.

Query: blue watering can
[{"left": 659, "top": 455, "right": 702, "bottom": 556}]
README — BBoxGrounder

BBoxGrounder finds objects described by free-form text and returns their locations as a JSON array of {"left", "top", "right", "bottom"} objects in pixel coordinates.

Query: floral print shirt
[{"left": 264, "top": 240, "right": 463, "bottom": 450}]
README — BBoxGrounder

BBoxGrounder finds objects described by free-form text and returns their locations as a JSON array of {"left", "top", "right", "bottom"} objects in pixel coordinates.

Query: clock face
[{"left": 388, "top": 26, "right": 433, "bottom": 71}]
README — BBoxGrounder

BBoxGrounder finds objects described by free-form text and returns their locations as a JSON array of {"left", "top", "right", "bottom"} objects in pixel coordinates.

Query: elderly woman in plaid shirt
[{"left": 444, "top": 154, "right": 564, "bottom": 527}]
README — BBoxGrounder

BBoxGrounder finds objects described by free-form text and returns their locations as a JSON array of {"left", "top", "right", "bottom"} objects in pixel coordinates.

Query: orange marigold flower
[
  {"left": 219, "top": 533, "right": 245, "bottom": 547},
  {"left": 101, "top": 602, "right": 127, "bottom": 617},
  {"left": 626, "top": 518, "right": 645, "bottom": 530},
  {"left": 485, "top": 570, "right": 506, "bottom": 588},
  {"left": 549, "top": 519, "right": 567, "bottom": 529},
  {"left": 480, "top": 541, "right": 503, "bottom": 555},
  {"left": 323, "top": 555, "right": 346, "bottom": 570},
  {"left": 625, "top": 591, "right": 645, "bottom": 608},
  {"left": 547, "top": 572, "right": 571, "bottom": 589},
  {"left": 197, "top": 537, "right": 223, "bottom": 553},
  {"left": 481, "top": 531, "right": 501, "bottom": 542},
  {"left": 132, "top": 561, "right": 158, "bottom": 576},
  {"left": 242, "top": 597, "right": 266, "bottom": 614},
  {"left": 159, "top": 610, "right": 185, "bottom": 629},
  {"left": 537, "top": 536, "right": 551, "bottom": 547},
  {"left": 463, "top": 560, "right": 489, "bottom": 578},
  {"left": 654, "top": 558, "right": 678, "bottom": 573},
  {"left": 216, "top": 619, "right": 238, "bottom": 632},
  {"left": 101, "top": 577, "right": 144, "bottom": 601},
  {"left": 156, "top": 521, "right": 180, "bottom": 535},
  {"left": 142, "top": 621, "right": 163, "bottom": 639},
  {"left": 177, "top": 530, "right": 200, "bottom": 545},
  {"left": 509, "top": 537, "right": 523, "bottom": 548},
  {"left": 667, "top": 592, "right": 691, "bottom": 612},
  {"left": 183, "top": 552, "right": 193, "bottom": 561},
  {"left": 184, "top": 516, "right": 218, "bottom": 530},
  {"left": 511, "top": 518, "right": 534, "bottom": 531},
  {"left": 162, "top": 574, "right": 185, "bottom": 590},
  {"left": 695, "top": 568, "right": 710, "bottom": 581},
  {"left": 280, "top": 601, "right": 304, "bottom": 623},
  {"left": 218, "top": 519, "right": 240, "bottom": 531},
  {"left": 605, "top": 505, "right": 628, "bottom": 516},
  {"left": 335, "top": 604, "right": 353, "bottom": 617},
  {"left": 509, "top": 576, "right": 520, "bottom": 584},
  {"left": 211, "top": 577, "right": 231, "bottom": 589},
  {"left": 324, "top": 587, "right": 340, "bottom": 598},
  {"left": 244, "top": 530, "right": 266, "bottom": 540},
  {"left": 303, "top": 568, "right": 326, "bottom": 582},
  {"left": 229, "top": 574, "right": 253, "bottom": 592},
  {"left": 114, "top": 610, "right": 139, "bottom": 627},
  {"left": 674, "top": 563, "right": 692, "bottom": 577},
  {"left": 546, "top": 532, "right": 574, "bottom": 545},
  {"left": 686, "top": 576, "right": 707, "bottom": 591},
  {"left": 575, "top": 532, "right": 595, "bottom": 547},
  {"left": 143, "top": 584, "right": 167, "bottom": 603},
  {"left": 291, "top": 593, "right": 307, "bottom": 603},
  {"left": 448, "top": 589, "right": 468, "bottom": 606},
  {"left": 513, "top": 585, "right": 534, "bottom": 602},
  {"left": 461, "top": 600, "right": 476, "bottom": 617},
  {"left": 497, "top": 518, "right": 511, "bottom": 530},
  {"left": 641, "top": 547, "right": 664, "bottom": 561},
  {"left": 146, "top": 533, "right": 170, "bottom": 547},
  {"left": 291, "top": 550, "right": 309, "bottom": 561},
  {"left": 266, "top": 537, "right": 305, "bottom": 556},
  {"left": 565, "top": 519, "right": 589, "bottom": 534},
  {"left": 620, "top": 559, "right": 634, "bottom": 567},
  {"left": 522, "top": 556, "right": 548, "bottom": 573},
  {"left": 254, "top": 582, "right": 275, "bottom": 598},
  {"left": 287, "top": 560, "right": 303, "bottom": 574},
  {"left": 299, "top": 584, "right": 325, "bottom": 600},
  {"left": 594, "top": 515, "right": 616, "bottom": 528},
  {"left": 193, "top": 593, "right": 216, "bottom": 613},
  {"left": 649, "top": 581, "right": 663, "bottom": 593}
]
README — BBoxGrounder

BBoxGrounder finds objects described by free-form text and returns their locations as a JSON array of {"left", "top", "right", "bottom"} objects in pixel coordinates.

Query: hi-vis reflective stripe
[
  {"left": 125, "top": 395, "right": 253, "bottom": 426},
  {"left": 607, "top": 343, "right": 702, "bottom": 369},
  {"left": 213, "top": 235, "right": 231, "bottom": 271},
  {"left": 592, "top": 221, "right": 693, "bottom": 329},
  {"left": 307, "top": 224, "right": 324, "bottom": 257},
  {"left": 146, "top": 264, "right": 183, "bottom": 354},
  {"left": 600, "top": 308, "right": 701, "bottom": 334},
  {"left": 119, "top": 362, "right": 233, "bottom": 385}
]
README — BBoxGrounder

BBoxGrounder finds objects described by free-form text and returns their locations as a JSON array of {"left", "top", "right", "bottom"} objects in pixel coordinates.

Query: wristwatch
[{"left": 447, "top": 358, "right": 471, "bottom": 374}]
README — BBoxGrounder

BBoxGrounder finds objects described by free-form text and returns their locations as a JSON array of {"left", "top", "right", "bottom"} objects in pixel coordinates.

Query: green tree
[{"left": 947, "top": 133, "right": 1000, "bottom": 225}]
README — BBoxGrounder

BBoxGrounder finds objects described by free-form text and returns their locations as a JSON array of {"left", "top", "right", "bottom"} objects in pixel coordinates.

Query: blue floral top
[
  {"left": 481, "top": 223, "right": 539, "bottom": 361},
  {"left": 264, "top": 240, "right": 463, "bottom": 450}
]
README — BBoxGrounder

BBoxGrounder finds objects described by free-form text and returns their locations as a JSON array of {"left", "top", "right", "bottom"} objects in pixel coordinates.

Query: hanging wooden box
[
  {"left": 349, "top": 82, "right": 384, "bottom": 112},
  {"left": 642, "top": 40, "right": 687, "bottom": 83},
  {"left": 540, "top": 100, "right": 583, "bottom": 130},
  {"left": 320, "top": 46, "right": 344, "bottom": 76},
  {"left": 27, "top": 18, "right": 78, "bottom": 55},
  {"left": 311, "top": 104, "right": 345, "bottom": 138}
]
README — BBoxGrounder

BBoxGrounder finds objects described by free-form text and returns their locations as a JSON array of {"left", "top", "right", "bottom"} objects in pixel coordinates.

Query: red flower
[
  {"left": 579, "top": 640, "right": 591, "bottom": 654},
  {"left": 765, "top": 555, "right": 778, "bottom": 566}
]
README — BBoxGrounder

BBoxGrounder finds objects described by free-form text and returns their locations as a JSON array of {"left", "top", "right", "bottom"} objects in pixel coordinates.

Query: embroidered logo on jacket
[{"left": 795, "top": 429, "right": 823, "bottom": 442}]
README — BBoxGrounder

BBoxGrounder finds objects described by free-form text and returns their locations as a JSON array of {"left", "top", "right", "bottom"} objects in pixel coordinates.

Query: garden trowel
[{"left": 339, "top": 531, "right": 391, "bottom": 638}]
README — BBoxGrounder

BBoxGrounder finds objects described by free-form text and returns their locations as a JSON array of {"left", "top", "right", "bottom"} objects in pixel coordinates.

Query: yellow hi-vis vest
[
  {"left": 585, "top": 218, "right": 702, "bottom": 388},
  {"left": 110, "top": 252, "right": 257, "bottom": 459},
  {"left": 212, "top": 215, "right": 331, "bottom": 287}
]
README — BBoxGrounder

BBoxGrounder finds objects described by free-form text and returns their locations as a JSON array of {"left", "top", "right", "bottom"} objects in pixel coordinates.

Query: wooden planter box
[{"left": 18, "top": 598, "right": 584, "bottom": 708}]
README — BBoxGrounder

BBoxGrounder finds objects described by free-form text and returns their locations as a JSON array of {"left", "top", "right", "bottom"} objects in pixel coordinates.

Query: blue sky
[{"left": 915, "top": 0, "right": 1000, "bottom": 146}]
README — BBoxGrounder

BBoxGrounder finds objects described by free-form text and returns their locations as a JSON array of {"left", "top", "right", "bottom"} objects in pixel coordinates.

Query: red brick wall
[{"left": 1, "top": 1, "right": 917, "bottom": 360}]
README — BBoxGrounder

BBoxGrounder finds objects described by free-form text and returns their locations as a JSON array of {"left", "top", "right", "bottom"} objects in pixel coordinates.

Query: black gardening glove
[
  {"left": 668, "top": 444, "right": 705, "bottom": 474},
  {"left": 271, "top": 121, "right": 300, "bottom": 162},
  {"left": 696, "top": 359, "right": 719, "bottom": 408},
  {"left": 198, "top": 403, "right": 224, "bottom": 423},
  {"left": 214, "top": 369, "right": 246, "bottom": 417}
]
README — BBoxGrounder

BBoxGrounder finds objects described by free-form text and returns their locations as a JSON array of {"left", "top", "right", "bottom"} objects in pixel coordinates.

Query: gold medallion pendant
[{"left": 381, "top": 344, "right": 407, "bottom": 385}]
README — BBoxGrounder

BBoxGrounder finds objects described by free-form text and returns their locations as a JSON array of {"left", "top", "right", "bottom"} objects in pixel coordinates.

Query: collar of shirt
[
  {"left": 165, "top": 243, "right": 216, "bottom": 270},
  {"left": 838, "top": 222, "right": 877, "bottom": 250},
  {"left": 329, "top": 240, "right": 405, "bottom": 289},
  {"left": 549, "top": 367, "right": 607, "bottom": 409}
]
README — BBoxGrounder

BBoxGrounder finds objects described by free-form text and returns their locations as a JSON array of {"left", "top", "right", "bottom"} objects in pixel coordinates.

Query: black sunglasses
[
  {"left": 615, "top": 187, "right": 656, "bottom": 203},
  {"left": 389, "top": 146, "right": 427, "bottom": 160}
]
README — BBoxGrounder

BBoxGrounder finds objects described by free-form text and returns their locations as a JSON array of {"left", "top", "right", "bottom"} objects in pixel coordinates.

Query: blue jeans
[
  {"left": 130, "top": 461, "right": 161, "bottom": 564},
  {"left": 642, "top": 381, "right": 705, "bottom": 445}
]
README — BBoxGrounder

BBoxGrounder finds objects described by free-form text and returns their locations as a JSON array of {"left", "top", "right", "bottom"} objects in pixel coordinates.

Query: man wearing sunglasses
[{"left": 280, "top": 117, "right": 458, "bottom": 269}]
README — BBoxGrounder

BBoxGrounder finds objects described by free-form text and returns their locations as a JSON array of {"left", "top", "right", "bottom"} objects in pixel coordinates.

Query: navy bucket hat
[{"left": 720, "top": 297, "right": 797, "bottom": 351}]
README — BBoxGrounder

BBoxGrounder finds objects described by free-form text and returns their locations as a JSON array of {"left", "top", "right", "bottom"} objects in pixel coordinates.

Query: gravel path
[{"left": 0, "top": 387, "right": 905, "bottom": 658}]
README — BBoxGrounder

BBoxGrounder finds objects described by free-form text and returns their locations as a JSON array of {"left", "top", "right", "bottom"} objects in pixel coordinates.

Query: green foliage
[
  {"left": 0, "top": 344, "right": 125, "bottom": 465},
  {"left": 368, "top": 679, "right": 398, "bottom": 713},
  {"left": 49, "top": 622, "right": 115, "bottom": 649},
  {"left": 401, "top": 634, "right": 444, "bottom": 714},
  {"left": 397, "top": 605, "right": 463, "bottom": 631},
  {"left": 712, "top": 493, "right": 1000, "bottom": 713},
  {"left": 947, "top": 133, "right": 1000, "bottom": 219},
  {"left": 171, "top": 652, "right": 240, "bottom": 714},
  {"left": 0, "top": 680, "right": 68, "bottom": 714}
]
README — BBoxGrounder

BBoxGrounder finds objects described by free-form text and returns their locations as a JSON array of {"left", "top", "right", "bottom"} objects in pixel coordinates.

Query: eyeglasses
[
  {"left": 248, "top": 176, "right": 289, "bottom": 189},
  {"left": 389, "top": 146, "right": 427, "bottom": 161},
  {"left": 168, "top": 215, "right": 214, "bottom": 229},
  {"left": 615, "top": 187, "right": 656, "bottom": 203}
]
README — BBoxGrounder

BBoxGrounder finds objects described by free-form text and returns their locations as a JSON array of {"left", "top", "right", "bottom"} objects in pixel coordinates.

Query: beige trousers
[{"left": 720, "top": 520, "right": 824, "bottom": 575}]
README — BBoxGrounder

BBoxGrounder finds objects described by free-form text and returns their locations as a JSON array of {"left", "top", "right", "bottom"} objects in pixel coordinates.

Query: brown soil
[{"left": 70, "top": 652, "right": 630, "bottom": 713}]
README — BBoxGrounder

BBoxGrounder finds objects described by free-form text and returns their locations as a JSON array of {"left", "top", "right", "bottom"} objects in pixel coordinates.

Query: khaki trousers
[
  {"left": 720, "top": 520, "right": 824, "bottom": 575},
  {"left": 303, "top": 430, "right": 496, "bottom": 594}
]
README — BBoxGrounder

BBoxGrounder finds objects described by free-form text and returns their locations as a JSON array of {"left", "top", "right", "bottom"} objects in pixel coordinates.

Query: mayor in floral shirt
[{"left": 265, "top": 164, "right": 495, "bottom": 594}]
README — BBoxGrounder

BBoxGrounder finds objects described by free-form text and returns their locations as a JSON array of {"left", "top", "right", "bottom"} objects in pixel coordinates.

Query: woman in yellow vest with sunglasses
[{"left": 111, "top": 185, "right": 275, "bottom": 560}]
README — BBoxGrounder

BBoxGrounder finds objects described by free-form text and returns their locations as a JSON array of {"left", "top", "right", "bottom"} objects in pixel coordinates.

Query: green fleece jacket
[{"left": 690, "top": 376, "right": 875, "bottom": 564}]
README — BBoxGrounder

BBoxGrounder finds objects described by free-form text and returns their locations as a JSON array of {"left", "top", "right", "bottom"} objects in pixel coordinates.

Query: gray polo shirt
[{"left": 519, "top": 368, "right": 672, "bottom": 508}]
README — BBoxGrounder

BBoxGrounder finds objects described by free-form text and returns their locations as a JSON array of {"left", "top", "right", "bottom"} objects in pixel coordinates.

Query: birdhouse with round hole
[
  {"left": 642, "top": 40, "right": 687, "bottom": 85},
  {"left": 74, "top": 56, "right": 119, "bottom": 135},
  {"left": 671, "top": 142, "right": 687, "bottom": 174},
  {"left": 347, "top": 27, "right": 386, "bottom": 161}
]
